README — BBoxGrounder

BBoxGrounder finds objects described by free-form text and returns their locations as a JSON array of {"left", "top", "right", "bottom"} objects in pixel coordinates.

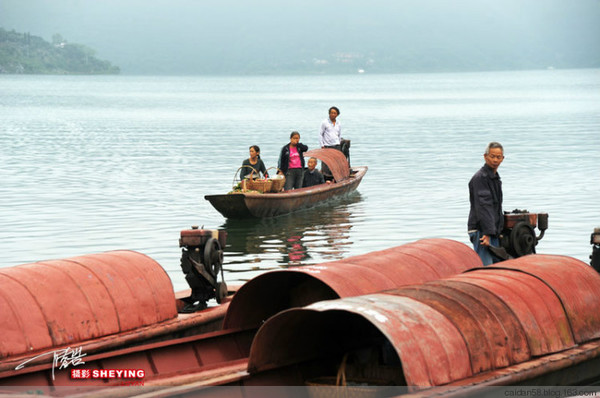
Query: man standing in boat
[
  {"left": 320, "top": 106, "right": 342, "bottom": 150},
  {"left": 319, "top": 106, "right": 342, "bottom": 178},
  {"left": 468, "top": 142, "right": 505, "bottom": 266}
]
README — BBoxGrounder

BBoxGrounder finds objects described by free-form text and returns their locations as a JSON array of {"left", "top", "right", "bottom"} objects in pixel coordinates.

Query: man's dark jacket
[
  {"left": 468, "top": 164, "right": 503, "bottom": 236},
  {"left": 303, "top": 169, "right": 325, "bottom": 187}
]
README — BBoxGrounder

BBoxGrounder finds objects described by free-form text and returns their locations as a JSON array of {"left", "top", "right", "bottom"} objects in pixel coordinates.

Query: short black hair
[
  {"left": 290, "top": 131, "right": 300, "bottom": 139},
  {"left": 329, "top": 106, "right": 340, "bottom": 116},
  {"left": 249, "top": 145, "right": 260, "bottom": 154}
]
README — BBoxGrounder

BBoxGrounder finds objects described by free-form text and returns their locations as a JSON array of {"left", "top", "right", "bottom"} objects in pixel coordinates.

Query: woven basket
[
  {"left": 265, "top": 167, "right": 285, "bottom": 193},
  {"left": 233, "top": 165, "right": 259, "bottom": 191},
  {"left": 270, "top": 177, "right": 285, "bottom": 192},
  {"left": 243, "top": 178, "right": 273, "bottom": 193}
]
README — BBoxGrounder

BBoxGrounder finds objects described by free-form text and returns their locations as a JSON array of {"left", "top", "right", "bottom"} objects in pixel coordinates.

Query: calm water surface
[{"left": 1, "top": 70, "right": 599, "bottom": 291}]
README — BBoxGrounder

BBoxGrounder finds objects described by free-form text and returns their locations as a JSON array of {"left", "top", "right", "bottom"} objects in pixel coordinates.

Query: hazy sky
[{"left": 1, "top": 0, "right": 599, "bottom": 74}]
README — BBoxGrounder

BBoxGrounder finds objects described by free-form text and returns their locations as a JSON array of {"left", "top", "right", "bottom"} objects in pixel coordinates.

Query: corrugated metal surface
[
  {"left": 304, "top": 148, "right": 350, "bottom": 182},
  {"left": 479, "top": 255, "right": 600, "bottom": 343},
  {"left": 451, "top": 270, "right": 575, "bottom": 355},
  {"left": 0, "top": 251, "right": 177, "bottom": 359},
  {"left": 224, "top": 238, "right": 481, "bottom": 329},
  {"left": 247, "top": 294, "right": 473, "bottom": 386},
  {"left": 246, "top": 254, "right": 599, "bottom": 390},
  {"left": 397, "top": 280, "right": 531, "bottom": 370},
  {"left": 392, "top": 283, "right": 519, "bottom": 373}
]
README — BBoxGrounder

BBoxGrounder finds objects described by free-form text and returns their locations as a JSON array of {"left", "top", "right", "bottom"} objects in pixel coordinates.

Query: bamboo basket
[
  {"left": 232, "top": 165, "right": 258, "bottom": 191},
  {"left": 266, "top": 167, "right": 285, "bottom": 192},
  {"left": 270, "top": 177, "right": 285, "bottom": 192},
  {"left": 243, "top": 178, "right": 273, "bottom": 193}
]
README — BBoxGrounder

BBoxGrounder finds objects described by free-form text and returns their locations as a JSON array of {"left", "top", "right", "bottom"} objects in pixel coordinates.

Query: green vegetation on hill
[{"left": 0, "top": 28, "right": 119, "bottom": 74}]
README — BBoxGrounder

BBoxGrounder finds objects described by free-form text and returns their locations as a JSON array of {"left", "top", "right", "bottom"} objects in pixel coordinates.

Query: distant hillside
[{"left": 0, "top": 28, "right": 119, "bottom": 74}]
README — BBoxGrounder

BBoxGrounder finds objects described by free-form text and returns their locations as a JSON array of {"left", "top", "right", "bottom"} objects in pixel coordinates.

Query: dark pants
[
  {"left": 284, "top": 168, "right": 304, "bottom": 190},
  {"left": 321, "top": 144, "right": 341, "bottom": 178},
  {"left": 468, "top": 230, "right": 500, "bottom": 266}
]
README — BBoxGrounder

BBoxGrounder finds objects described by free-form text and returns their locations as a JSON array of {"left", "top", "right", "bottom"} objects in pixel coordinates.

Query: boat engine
[
  {"left": 499, "top": 209, "right": 548, "bottom": 259},
  {"left": 341, "top": 138, "right": 351, "bottom": 166},
  {"left": 591, "top": 227, "right": 600, "bottom": 272},
  {"left": 178, "top": 226, "right": 228, "bottom": 313}
]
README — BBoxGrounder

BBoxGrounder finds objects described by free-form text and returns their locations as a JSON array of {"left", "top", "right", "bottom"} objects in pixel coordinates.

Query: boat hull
[{"left": 205, "top": 166, "right": 367, "bottom": 218}]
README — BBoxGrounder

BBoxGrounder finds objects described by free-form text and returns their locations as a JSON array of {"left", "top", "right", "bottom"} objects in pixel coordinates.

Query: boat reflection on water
[{"left": 221, "top": 193, "right": 363, "bottom": 283}]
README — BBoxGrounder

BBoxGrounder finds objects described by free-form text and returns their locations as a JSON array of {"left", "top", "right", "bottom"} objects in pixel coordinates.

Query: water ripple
[{"left": 1, "top": 71, "right": 599, "bottom": 291}]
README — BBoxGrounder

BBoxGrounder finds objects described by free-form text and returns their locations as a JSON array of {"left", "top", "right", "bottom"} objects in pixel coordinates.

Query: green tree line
[{"left": 0, "top": 27, "right": 119, "bottom": 74}]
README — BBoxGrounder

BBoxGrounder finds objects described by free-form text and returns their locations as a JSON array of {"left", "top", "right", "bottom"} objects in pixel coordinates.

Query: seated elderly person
[{"left": 302, "top": 157, "right": 328, "bottom": 188}]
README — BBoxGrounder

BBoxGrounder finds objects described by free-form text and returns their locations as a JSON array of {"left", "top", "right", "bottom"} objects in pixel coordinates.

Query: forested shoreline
[{"left": 0, "top": 28, "right": 119, "bottom": 74}]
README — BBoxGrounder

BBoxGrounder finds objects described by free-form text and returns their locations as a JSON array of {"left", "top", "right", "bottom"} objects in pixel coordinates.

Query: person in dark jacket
[
  {"left": 278, "top": 131, "right": 308, "bottom": 190},
  {"left": 240, "top": 145, "right": 269, "bottom": 180},
  {"left": 468, "top": 142, "right": 505, "bottom": 266},
  {"left": 302, "top": 157, "right": 326, "bottom": 188}
]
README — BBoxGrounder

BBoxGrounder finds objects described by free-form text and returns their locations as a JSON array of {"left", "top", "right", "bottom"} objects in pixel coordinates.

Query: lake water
[{"left": 1, "top": 69, "right": 599, "bottom": 292}]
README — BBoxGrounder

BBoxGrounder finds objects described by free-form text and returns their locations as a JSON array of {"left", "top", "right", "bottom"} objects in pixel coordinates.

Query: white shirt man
[{"left": 319, "top": 107, "right": 341, "bottom": 148}]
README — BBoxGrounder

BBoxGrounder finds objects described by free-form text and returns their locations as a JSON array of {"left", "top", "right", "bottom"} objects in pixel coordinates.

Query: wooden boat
[{"left": 205, "top": 148, "right": 367, "bottom": 218}]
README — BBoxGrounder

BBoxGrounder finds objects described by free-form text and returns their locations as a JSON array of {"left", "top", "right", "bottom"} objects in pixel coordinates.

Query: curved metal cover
[
  {"left": 419, "top": 280, "right": 531, "bottom": 366},
  {"left": 391, "top": 283, "right": 523, "bottom": 373},
  {"left": 475, "top": 254, "right": 600, "bottom": 343},
  {"left": 248, "top": 294, "right": 472, "bottom": 389},
  {"left": 0, "top": 251, "right": 177, "bottom": 359},
  {"left": 304, "top": 148, "right": 349, "bottom": 182},
  {"left": 452, "top": 269, "right": 575, "bottom": 355},
  {"left": 246, "top": 255, "right": 591, "bottom": 389},
  {"left": 224, "top": 239, "right": 482, "bottom": 328}
]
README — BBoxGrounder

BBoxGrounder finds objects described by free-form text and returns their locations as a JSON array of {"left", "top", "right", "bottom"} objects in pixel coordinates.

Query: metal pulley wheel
[
  {"left": 510, "top": 221, "right": 537, "bottom": 257},
  {"left": 203, "top": 238, "right": 223, "bottom": 278}
]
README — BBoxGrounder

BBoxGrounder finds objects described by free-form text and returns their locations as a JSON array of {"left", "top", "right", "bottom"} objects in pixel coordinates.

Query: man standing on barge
[{"left": 468, "top": 142, "right": 505, "bottom": 266}]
